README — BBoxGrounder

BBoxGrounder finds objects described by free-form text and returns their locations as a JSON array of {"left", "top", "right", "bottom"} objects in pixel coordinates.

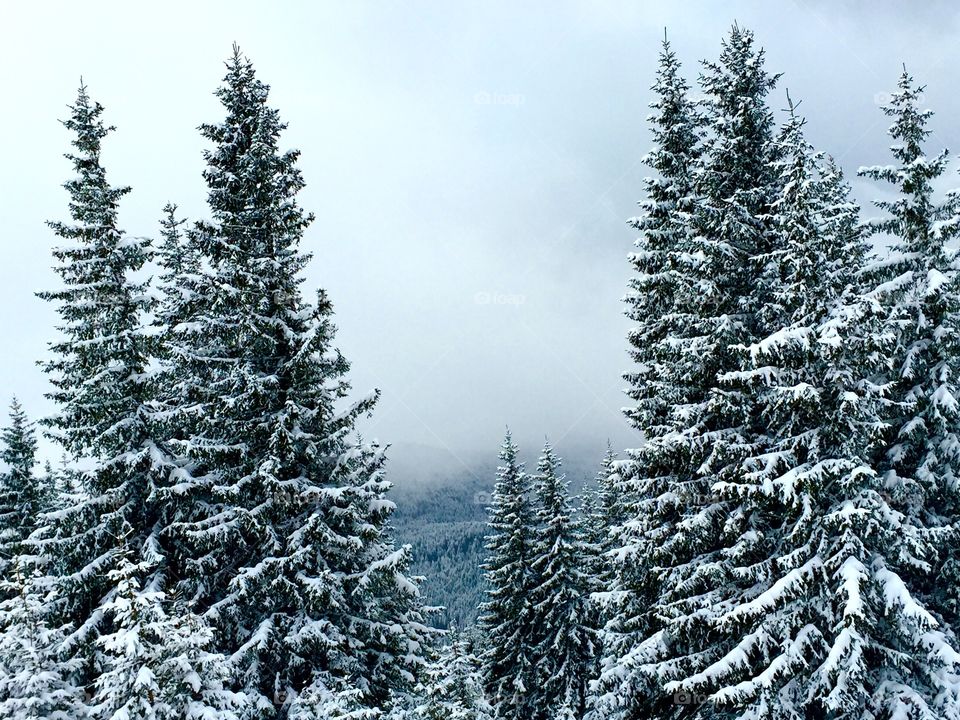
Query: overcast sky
[{"left": 2, "top": 1, "right": 960, "bottom": 476}]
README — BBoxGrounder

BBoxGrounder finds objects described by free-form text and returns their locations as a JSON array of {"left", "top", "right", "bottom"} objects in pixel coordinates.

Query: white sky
[{"left": 2, "top": 0, "right": 960, "bottom": 474}]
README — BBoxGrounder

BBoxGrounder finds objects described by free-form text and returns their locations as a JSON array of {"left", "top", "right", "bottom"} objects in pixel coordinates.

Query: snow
[{"left": 875, "top": 562, "right": 937, "bottom": 627}]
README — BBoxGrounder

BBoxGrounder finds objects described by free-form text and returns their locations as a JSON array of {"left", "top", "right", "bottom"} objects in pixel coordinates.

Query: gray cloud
[{"left": 2, "top": 0, "right": 959, "bottom": 475}]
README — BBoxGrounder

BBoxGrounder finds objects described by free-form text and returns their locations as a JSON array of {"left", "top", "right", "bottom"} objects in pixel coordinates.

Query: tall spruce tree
[
  {"left": 34, "top": 84, "right": 179, "bottom": 687},
  {"left": 621, "top": 32, "right": 702, "bottom": 442},
  {"left": 528, "top": 443, "right": 594, "bottom": 720},
  {"left": 859, "top": 69, "right": 960, "bottom": 624},
  {"left": 0, "top": 398, "right": 44, "bottom": 578},
  {"left": 591, "top": 36, "right": 703, "bottom": 720},
  {"left": 852, "top": 69, "right": 960, "bottom": 718},
  {"left": 650, "top": 96, "right": 956, "bottom": 718},
  {"left": 594, "top": 26, "right": 780, "bottom": 719},
  {"left": 160, "top": 47, "right": 427, "bottom": 714},
  {"left": 478, "top": 432, "right": 538, "bottom": 720}
]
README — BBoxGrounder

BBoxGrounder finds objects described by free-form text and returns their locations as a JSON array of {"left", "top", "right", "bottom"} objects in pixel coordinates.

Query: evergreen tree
[
  {"left": 621, "top": 32, "right": 702, "bottom": 442},
  {"left": 34, "top": 83, "right": 177, "bottom": 684},
  {"left": 859, "top": 69, "right": 960, "bottom": 626},
  {"left": 527, "top": 444, "right": 594, "bottom": 720},
  {"left": 591, "top": 36, "right": 703, "bottom": 719},
  {"left": 650, "top": 96, "right": 921, "bottom": 718},
  {"left": 150, "top": 202, "right": 208, "bottom": 512},
  {"left": 160, "top": 46, "right": 427, "bottom": 712},
  {"left": 853, "top": 69, "right": 960, "bottom": 718},
  {"left": 594, "top": 26, "right": 780, "bottom": 719},
  {"left": 37, "top": 83, "right": 154, "bottom": 460},
  {"left": 154, "top": 203, "right": 200, "bottom": 335},
  {"left": 415, "top": 632, "right": 491, "bottom": 720},
  {"left": 92, "top": 552, "right": 249, "bottom": 720},
  {"left": 581, "top": 443, "right": 619, "bottom": 592},
  {"left": 0, "top": 398, "right": 44, "bottom": 577},
  {"left": 0, "top": 560, "right": 86, "bottom": 720},
  {"left": 478, "top": 432, "right": 538, "bottom": 720}
]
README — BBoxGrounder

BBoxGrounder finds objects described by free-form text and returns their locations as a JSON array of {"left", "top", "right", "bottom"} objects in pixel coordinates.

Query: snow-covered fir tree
[
  {"left": 621, "top": 32, "right": 702, "bottom": 443},
  {"left": 593, "top": 26, "right": 781, "bottom": 719},
  {"left": 859, "top": 69, "right": 960, "bottom": 628},
  {"left": 0, "top": 398, "right": 44, "bottom": 580},
  {"left": 649, "top": 92, "right": 960, "bottom": 718},
  {"left": 527, "top": 443, "right": 594, "bottom": 720},
  {"left": 854, "top": 69, "right": 960, "bottom": 716},
  {"left": 92, "top": 551, "right": 248, "bottom": 720},
  {"left": 414, "top": 632, "right": 491, "bottom": 720},
  {"left": 34, "top": 83, "right": 179, "bottom": 684},
  {"left": 0, "top": 560, "right": 86, "bottom": 720},
  {"left": 159, "top": 46, "right": 427, "bottom": 713},
  {"left": 478, "top": 432, "right": 538, "bottom": 720},
  {"left": 581, "top": 443, "right": 619, "bottom": 592},
  {"left": 154, "top": 203, "right": 200, "bottom": 336},
  {"left": 590, "top": 36, "right": 704, "bottom": 719}
]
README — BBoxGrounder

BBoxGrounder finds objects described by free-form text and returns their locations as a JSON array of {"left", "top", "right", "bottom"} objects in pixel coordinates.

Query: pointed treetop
[
  {"left": 7, "top": 396, "right": 24, "bottom": 418},
  {"left": 499, "top": 429, "right": 520, "bottom": 463},
  {"left": 784, "top": 88, "right": 803, "bottom": 116},
  {"left": 538, "top": 439, "right": 561, "bottom": 472}
]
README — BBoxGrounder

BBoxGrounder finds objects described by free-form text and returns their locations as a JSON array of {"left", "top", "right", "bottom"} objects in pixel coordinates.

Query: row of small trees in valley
[{"left": 1, "top": 20, "right": 960, "bottom": 720}]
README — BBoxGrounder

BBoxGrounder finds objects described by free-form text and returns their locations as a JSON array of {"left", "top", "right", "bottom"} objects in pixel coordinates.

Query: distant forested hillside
[{"left": 387, "top": 443, "right": 603, "bottom": 628}]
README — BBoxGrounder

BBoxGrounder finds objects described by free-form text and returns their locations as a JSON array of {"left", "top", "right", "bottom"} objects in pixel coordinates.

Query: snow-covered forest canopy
[{"left": 2, "top": 8, "right": 960, "bottom": 720}]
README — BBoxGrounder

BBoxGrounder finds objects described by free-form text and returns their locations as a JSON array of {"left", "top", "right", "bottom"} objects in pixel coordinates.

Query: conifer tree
[
  {"left": 0, "top": 398, "right": 44, "bottom": 578},
  {"left": 527, "top": 443, "right": 593, "bottom": 720},
  {"left": 478, "top": 432, "right": 538, "bottom": 720},
  {"left": 0, "top": 560, "right": 86, "bottom": 720},
  {"left": 92, "top": 552, "right": 248, "bottom": 720},
  {"left": 581, "top": 444, "right": 619, "bottom": 592},
  {"left": 622, "top": 32, "right": 702, "bottom": 442},
  {"left": 852, "top": 69, "right": 960, "bottom": 718},
  {"left": 160, "top": 47, "right": 427, "bottom": 711},
  {"left": 415, "top": 633, "right": 491, "bottom": 720},
  {"left": 595, "top": 26, "right": 783, "bottom": 720},
  {"left": 859, "top": 69, "right": 960, "bottom": 625},
  {"left": 34, "top": 84, "right": 178, "bottom": 682},
  {"left": 38, "top": 83, "right": 155, "bottom": 461},
  {"left": 155, "top": 203, "right": 200, "bottom": 335},
  {"left": 648, "top": 98, "right": 900, "bottom": 718},
  {"left": 150, "top": 202, "right": 208, "bottom": 509},
  {"left": 592, "top": 37, "right": 704, "bottom": 720}
]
